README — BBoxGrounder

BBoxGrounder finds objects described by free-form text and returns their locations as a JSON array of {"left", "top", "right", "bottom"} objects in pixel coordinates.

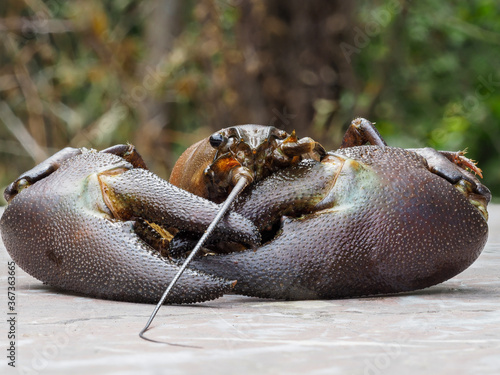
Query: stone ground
[{"left": 0, "top": 205, "right": 499, "bottom": 375}]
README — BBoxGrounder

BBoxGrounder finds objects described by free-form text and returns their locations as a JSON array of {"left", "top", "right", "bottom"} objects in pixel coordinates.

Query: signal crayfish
[{"left": 0, "top": 118, "right": 491, "bottom": 304}]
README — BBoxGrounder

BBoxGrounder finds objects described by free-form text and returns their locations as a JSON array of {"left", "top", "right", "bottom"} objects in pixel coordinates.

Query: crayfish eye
[{"left": 209, "top": 133, "right": 226, "bottom": 148}]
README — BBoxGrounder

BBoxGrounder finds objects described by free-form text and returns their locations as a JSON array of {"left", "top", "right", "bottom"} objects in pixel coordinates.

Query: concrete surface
[{"left": 1, "top": 205, "right": 499, "bottom": 375}]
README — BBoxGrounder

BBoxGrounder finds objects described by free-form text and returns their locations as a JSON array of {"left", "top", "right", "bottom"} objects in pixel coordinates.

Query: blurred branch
[
  {"left": 0, "top": 101, "right": 48, "bottom": 162},
  {"left": 0, "top": 139, "right": 31, "bottom": 157},
  {"left": 5, "top": 31, "right": 47, "bottom": 148},
  {"left": 13, "top": 64, "right": 46, "bottom": 147},
  {"left": 448, "top": 17, "right": 500, "bottom": 45},
  {"left": 0, "top": 75, "right": 18, "bottom": 92},
  {"left": 0, "top": 17, "right": 76, "bottom": 34},
  {"left": 70, "top": 102, "right": 126, "bottom": 147}
]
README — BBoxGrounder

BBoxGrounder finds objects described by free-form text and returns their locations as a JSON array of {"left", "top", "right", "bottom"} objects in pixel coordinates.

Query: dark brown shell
[{"left": 191, "top": 146, "right": 489, "bottom": 299}]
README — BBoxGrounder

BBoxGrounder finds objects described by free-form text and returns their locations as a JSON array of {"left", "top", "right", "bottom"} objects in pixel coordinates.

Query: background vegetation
[{"left": 1, "top": 0, "right": 498, "bottom": 205}]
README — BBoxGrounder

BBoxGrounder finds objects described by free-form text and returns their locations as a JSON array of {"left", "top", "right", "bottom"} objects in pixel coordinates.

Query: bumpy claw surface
[
  {"left": 0, "top": 150, "right": 261, "bottom": 303},
  {"left": 191, "top": 146, "right": 489, "bottom": 299}
]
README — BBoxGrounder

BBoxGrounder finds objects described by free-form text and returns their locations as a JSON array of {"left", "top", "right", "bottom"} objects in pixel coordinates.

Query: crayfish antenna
[{"left": 139, "top": 176, "right": 250, "bottom": 345}]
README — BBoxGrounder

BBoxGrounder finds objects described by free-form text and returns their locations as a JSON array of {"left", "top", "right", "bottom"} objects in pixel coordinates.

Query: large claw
[
  {"left": 191, "top": 147, "right": 489, "bottom": 300},
  {"left": 0, "top": 150, "right": 260, "bottom": 303},
  {"left": 99, "top": 168, "right": 260, "bottom": 248}
]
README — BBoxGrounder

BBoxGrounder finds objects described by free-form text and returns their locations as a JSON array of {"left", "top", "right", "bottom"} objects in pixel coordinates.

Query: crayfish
[{"left": 0, "top": 119, "right": 490, "bottom": 303}]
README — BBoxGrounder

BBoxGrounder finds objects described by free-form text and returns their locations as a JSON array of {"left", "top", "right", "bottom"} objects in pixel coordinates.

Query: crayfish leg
[
  {"left": 438, "top": 150, "right": 483, "bottom": 178},
  {"left": 341, "top": 118, "right": 388, "bottom": 148},
  {"left": 279, "top": 131, "right": 327, "bottom": 161},
  {"left": 101, "top": 144, "right": 149, "bottom": 170}
]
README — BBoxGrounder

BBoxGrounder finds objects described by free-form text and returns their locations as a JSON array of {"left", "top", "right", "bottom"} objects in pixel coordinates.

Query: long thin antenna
[{"left": 139, "top": 176, "right": 249, "bottom": 344}]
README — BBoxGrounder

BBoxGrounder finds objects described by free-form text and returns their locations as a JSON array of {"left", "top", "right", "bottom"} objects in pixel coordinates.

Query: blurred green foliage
[
  {"left": 350, "top": 0, "right": 500, "bottom": 198},
  {"left": 0, "top": 0, "right": 499, "bottom": 205}
]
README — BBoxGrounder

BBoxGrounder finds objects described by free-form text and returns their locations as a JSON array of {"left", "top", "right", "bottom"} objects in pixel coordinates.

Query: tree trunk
[
  {"left": 136, "top": 0, "right": 182, "bottom": 176},
  {"left": 225, "top": 0, "right": 355, "bottom": 147}
]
